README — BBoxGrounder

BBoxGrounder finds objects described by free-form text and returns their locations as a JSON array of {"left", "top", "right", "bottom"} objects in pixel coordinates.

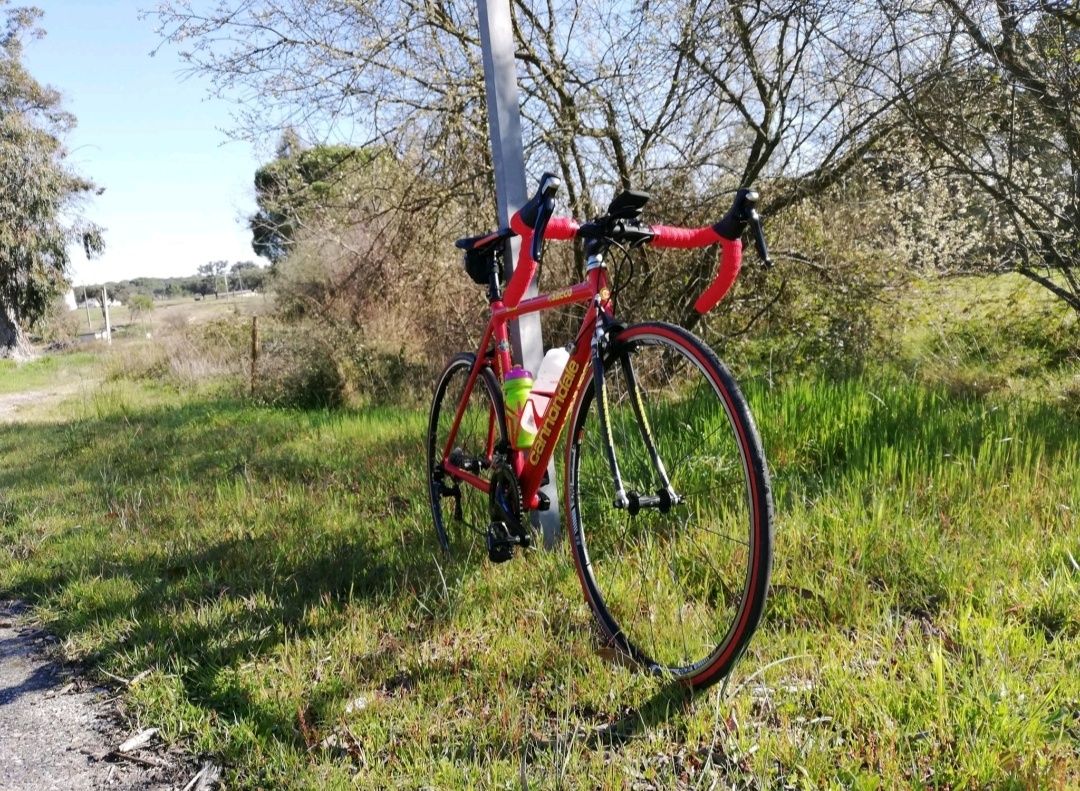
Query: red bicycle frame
[{"left": 439, "top": 262, "right": 607, "bottom": 513}]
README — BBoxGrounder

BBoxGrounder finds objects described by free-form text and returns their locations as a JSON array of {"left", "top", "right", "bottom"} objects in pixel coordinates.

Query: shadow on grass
[
  {"left": 586, "top": 681, "right": 694, "bottom": 748},
  {"left": 0, "top": 393, "right": 756, "bottom": 765},
  {"left": 0, "top": 395, "right": 472, "bottom": 751}
]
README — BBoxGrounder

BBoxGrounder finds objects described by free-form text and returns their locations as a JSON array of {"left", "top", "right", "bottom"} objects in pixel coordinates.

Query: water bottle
[
  {"left": 520, "top": 347, "right": 571, "bottom": 437},
  {"left": 502, "top": 367, "right": 535, "bottom": 449}
]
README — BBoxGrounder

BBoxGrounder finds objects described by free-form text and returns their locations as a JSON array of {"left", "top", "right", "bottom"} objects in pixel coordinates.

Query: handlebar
[{"left": 504, "top": 175, "right": 771, "bottom": 312}]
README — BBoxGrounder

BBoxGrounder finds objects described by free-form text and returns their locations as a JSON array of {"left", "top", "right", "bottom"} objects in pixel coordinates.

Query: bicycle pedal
[{"left": 486, "top": 522, "right": 516, "bottom": 563}]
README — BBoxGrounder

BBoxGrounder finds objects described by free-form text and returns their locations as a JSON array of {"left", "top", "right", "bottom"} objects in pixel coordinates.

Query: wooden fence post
[{"left": 250, "top": 316, "right": 259, "bottom": 397}]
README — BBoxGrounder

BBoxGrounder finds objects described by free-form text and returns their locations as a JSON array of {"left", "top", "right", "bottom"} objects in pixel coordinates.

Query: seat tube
[{"left": 491, "top": 307, "right": 513, "bottom": 379}]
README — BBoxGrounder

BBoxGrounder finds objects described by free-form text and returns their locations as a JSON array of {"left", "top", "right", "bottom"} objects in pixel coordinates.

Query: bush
[
  {"left": 128, "top": 294, "right": 154, "bottom": 323},
  {"left": 108, "top": 318, "right": 247, "bottom": 388},
  {"left": 32, "top": 298, "right": 82, "bottom": 349},
  {"left": 252, "top": 322, "right": 428, "bottom": 409}
]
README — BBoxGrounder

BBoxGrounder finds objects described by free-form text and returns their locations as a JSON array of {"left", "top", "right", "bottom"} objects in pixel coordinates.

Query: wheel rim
[
  {"left": 570, "top": 332, "right": 757, "bottom": 676},
  {"left": 428, "top": 360, "right": 504, "bottom": 561}
]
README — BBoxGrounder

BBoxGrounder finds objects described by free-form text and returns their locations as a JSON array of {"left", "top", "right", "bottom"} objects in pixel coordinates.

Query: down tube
[{"left": 517, "top": 309, "right": 598, "bottom": 504}]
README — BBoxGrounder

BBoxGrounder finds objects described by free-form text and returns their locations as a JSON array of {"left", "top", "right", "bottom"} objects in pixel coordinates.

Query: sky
[{"left": 22, "top": 1, "right": 263, "bottom": 286}]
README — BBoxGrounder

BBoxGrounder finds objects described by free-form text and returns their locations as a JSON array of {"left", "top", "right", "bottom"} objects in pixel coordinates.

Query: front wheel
[{"left": 565, "top": 322, "right": 773, "bottom": 689}]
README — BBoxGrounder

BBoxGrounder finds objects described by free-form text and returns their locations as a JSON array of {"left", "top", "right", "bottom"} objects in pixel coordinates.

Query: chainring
[{"left": 488, "top": 461, "right": 527, "bottom": 542}]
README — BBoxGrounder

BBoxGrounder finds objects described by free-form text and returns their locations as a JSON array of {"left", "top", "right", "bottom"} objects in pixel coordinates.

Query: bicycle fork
[{"left": 590, "top": 316, "right": 681, "bottom": 515}]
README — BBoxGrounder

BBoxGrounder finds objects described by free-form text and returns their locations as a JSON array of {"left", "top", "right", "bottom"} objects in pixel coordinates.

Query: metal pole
[
  {"left": 102, "top": 286, "right": 112, "bottom": 344},
  {"left": 477, "top": 0, "right": 560, "bottom": 547}
]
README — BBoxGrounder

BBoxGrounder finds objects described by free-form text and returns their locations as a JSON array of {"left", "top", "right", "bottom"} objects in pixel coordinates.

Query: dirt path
[
  {"left": 0, "top": 602, "right": 208, "bottom": 790},
  {"left": 0, "top": 380, "right": 93, "bottom": 424}
]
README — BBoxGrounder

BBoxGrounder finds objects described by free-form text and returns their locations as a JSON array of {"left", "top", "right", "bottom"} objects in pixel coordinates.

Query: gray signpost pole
[{"left": 477, "top": 0, "right": 560, "bottom": 548}]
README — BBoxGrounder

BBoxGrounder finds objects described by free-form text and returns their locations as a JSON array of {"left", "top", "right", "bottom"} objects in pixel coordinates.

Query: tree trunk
[{"left": 0, "top": 304, "right": 32, "bottom": 359}]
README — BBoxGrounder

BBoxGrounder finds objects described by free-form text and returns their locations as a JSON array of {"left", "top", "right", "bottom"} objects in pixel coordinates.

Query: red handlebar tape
[
  {"left": 544, "top": 216, "right": 579, "bottom": 240},
  {"left": 507, "top": 215, "right": 742, "bottom": 315},
  {"left": 646, "top": 225, "right": 744, "bottom": 313},
  {"left": 694, "top": 237, "right": 743, "bottom": 314}
]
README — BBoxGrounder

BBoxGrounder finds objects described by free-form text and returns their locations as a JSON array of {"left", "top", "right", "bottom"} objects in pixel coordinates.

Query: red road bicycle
[{"left": 427, "top": 173, "right": 774, "bottom": 688}]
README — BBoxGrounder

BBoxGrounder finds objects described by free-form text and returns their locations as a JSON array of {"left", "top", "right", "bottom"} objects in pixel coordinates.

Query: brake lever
[
  {"left": 736, "top": 190, "right": 772, "bottom": 268},
  {"left": 748, "top": 210, "right": 772, "bottom": 268}
]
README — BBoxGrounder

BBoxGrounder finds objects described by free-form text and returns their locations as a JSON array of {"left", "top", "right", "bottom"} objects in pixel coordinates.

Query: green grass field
[
  {"left": 69, "top": 293, "right": 267, "bottom": 339},
  {"left": 0, "top": 351, "right": 103, "bottom": 395},
  {"left": 0, "top": 278, "right": 1078, "bottom": 787}
]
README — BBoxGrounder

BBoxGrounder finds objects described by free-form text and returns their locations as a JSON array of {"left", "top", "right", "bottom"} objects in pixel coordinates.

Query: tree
[
  {"left": 196, "top": 260, "right": 233, "bottom": 297},
  {"left": 213, "top": 260, "right": 230, "bottom": 296},
  {"left": 157, "top": 2, "right": 904, "bottom": 209},
  {"left": 0, "top": 3, "right": 101, "bottom": 357},
  {"left": 230, "top": 260, "right": 267, "bottom": 291},
  {"left": 127, "top": 293, "right": 153, "bottom": 324},
  {"left": 154, "top": 0, "right": 933, "bottom": 332},
  {"left": 154, "top": 0, "right": 1080, "bottom": 367},
  {"left": 250, "top": 135, "right": 376, "bottom": 265},
  {"left": 867, "top": 1, "right": 1080, "bottom": 314}
]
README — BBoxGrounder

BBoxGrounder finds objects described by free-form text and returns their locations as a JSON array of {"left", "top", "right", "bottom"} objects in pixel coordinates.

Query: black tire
[
  {"left": 565, "top": 322, "right": 773, "bottom": 688},
  {"left": 427, "top": 353, "right": 507, "bottom": 560}
]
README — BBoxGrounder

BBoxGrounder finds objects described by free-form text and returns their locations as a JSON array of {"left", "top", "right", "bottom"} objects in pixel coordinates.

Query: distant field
[
  {"left": 72, "top": 293, "right": 268, "bottom": 339},
  {"left": 0, "top": 277, "right": 1077, "bottom": 788}
]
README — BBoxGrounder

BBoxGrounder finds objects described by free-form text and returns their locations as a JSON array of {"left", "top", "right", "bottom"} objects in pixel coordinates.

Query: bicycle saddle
[{"left": 455, "top": 227, "right": 514, "bottom": 253}]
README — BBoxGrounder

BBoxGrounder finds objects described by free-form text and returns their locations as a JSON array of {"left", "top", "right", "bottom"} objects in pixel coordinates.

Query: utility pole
[
  {"left": 477, "top": 0, "right": 560, "bottom": 547},
  {"left": 101, "top": 286, "right": 112, "bottom": 344}
]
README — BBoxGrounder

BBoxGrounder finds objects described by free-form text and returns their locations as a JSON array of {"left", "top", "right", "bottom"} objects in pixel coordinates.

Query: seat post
[{"left": 487, "top": 254, "right": 503, "bottom": 304}]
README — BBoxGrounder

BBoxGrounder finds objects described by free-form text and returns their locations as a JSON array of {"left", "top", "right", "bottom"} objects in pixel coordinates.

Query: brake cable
[{"left": 608, "top": 238, "right": 635, "bottom": 307}]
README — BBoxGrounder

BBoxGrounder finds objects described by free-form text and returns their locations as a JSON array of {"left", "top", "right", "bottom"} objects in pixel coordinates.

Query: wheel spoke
[
  {"left": 427, "top": 356, "right": 505, "bottom": 560},
  {"left": 567, "top": 325, "right": 772, "bottom": 688}
]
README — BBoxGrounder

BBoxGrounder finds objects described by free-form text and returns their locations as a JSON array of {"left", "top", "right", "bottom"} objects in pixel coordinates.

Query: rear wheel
[
  {"left": 427, "top": 353, "right": 507, "bottom": 560},
  {"left": 565, "top": 322, "right": 773, "bottom": 688}
]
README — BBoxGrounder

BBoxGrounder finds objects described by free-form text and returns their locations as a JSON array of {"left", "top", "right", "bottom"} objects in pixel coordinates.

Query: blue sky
[{"left": 23, "top": 1, "right": 263, "bottom": 286}]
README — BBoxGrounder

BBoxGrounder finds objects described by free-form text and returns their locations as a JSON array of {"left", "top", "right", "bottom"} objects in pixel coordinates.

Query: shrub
[
  {"left": 128, "top": 294, "right": 154, "bottom": 323},
  {"left": 108, "top": 318, "right": 247, "bottom": 388},
  {"left": 32, "top": 297, "right": 82, "bottom": 349},
  {"left": 251, "top": 322, "right": 428, "bottom": 409}
]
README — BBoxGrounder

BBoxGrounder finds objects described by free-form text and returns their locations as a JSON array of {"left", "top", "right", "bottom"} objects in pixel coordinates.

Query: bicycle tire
[
  {"left": 427, "top": 353, "right": 507, "bottom": 559},
  {"left": 565, "top": 322, "right": 773, "bottom": 688}
]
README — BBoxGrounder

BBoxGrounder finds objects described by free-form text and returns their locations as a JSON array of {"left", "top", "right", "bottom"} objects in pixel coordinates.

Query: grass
[
  {"left": 0, "top": 350, "right": 102, "bottom": 394},
  {"left": 0, "top": 282, "right": 1078, "bottom": 787},
  {"left": 71, "top": 293, "right": 266, "bottom": 339},
  {"left": 897, "top": 272, "right": 1079, "bottom": 406}
]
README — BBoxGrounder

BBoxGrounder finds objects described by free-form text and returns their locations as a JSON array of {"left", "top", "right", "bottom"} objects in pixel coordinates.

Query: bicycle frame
[{"left": 439, "top": 266, "right": 611, "bottom": 512}]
